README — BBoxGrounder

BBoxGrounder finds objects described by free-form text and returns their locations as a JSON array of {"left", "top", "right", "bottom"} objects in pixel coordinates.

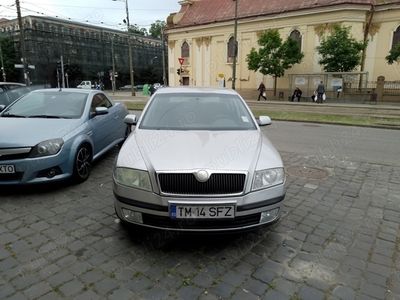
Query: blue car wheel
[{"left": 72, "top": 144, "right": 92, "bottom": 183}]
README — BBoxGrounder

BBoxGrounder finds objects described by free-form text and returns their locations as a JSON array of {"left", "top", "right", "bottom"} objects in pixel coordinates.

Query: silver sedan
[{"left": 113, "top": 87, "right": 285, "bottom": 231}]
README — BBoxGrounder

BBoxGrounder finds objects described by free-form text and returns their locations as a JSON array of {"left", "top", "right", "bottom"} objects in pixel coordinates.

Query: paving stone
[
  {"left": 177, "top": 285, "right": 204, "bottom": 299},
  {"left": 231, "top": 288, "right": 259, "bottom": 300},
  {"left": 59, "top": 279, "right": 85, "bottom": 297},
  {"left": 262, "top": 289, "right": 290, "bottom": 300},
  {"left": 48, "top": 271, "right": 75, "bottom": 287},
  {"left": 298, "top": 286, "right": 325, "bottom": 300},
  {"left": 108, "top": 288, "right": 135, "bottom": 300},
  {"left": 332, "top": 285, "right": 356, "bottom": 300},
  {"left": 209, "top": 282, "right": 236, "bottom": 299},
  {"left": 23, "top": 281, "right": 52, "bottom": 299},
  {"left": 93, "top": 277, "right": 119, "bottom": 295},
  {"left": 242, "top": 278, "right": 268, "bottom": 296},
  {"left": 141, "top": 286, "right": 169, "bottom": 300}
]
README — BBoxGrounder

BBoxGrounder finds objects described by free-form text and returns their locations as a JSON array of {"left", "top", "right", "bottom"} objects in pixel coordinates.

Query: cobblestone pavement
[{"left": 1, "top": 147, "right": 400, "bottom": 300}]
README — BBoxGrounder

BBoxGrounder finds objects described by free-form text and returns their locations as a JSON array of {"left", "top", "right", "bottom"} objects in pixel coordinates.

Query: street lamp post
[
  {"left": 232, "top": 0, "right": 238, "bottom": 90},
  {"left": 113, "top": 0, "right": 135, "bottom": 96},
  {"left": 0, "top": 43, "right": 6, "bottom": 82}
]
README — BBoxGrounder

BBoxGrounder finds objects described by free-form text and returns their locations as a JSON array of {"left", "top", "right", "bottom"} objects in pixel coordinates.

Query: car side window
[
  {"left": 90, "top": 93, "right": 112, "bottom": 113},
  {"left": 0, "top": 87, "right": 10, "bottom": 106}
]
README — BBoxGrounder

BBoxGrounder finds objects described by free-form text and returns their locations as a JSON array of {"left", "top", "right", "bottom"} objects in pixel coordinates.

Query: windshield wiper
[
  {"left": 1, "top": 113, "right": 27, "bottom": 118},
  {"left": 28, "top": 115, "right": 65, "bottom": 119}
]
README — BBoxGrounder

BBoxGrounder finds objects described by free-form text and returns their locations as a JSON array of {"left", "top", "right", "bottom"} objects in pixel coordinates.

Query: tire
[{"left": 72, "top": 144, "right": 92, "bottom": 183}]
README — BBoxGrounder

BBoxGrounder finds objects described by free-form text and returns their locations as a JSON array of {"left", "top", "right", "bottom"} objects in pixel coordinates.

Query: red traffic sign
[{"left": 178, "top": 57, "right": 185, "bottom": 65}]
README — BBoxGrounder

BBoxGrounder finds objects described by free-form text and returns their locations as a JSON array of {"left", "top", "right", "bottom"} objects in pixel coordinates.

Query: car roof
[
  {"left": 0, "top": 82, "right": 26, "bottom": 86},
  {"left": 156, "top": 87, "right": 239, "bottom": 95},
  {"left": 30, "top": 88, "right": 96, "bottom": 94}
]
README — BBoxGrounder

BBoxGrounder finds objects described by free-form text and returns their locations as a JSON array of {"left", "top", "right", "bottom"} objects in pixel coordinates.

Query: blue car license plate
[{"left": 0, "top": 165, "right": 15, "bottom": 174}]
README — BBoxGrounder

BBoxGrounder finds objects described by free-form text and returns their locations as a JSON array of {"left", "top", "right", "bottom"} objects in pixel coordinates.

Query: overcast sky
[{"left": 0, "top": 0, "right": 181, "bottom": 30}]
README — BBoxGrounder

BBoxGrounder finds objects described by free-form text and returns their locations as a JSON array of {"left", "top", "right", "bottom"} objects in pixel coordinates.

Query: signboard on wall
[{"left": 294, "top": 77, "right": 307, "bottom": 86}]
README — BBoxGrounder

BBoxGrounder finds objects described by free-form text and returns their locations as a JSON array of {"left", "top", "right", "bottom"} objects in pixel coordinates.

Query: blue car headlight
[
  {"left": 114, "top": 167, "right": 152, "bottom": 191},
  {"left": 29, "top": 138, "right": 64, "bottom": 158},
  {"left": 252, "top": 168, "right": 285, "bottom": 191}
]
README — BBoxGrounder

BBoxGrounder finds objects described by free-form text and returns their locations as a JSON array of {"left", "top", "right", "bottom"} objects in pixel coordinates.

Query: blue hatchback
[{"left": 0, "top": 89, "right": 129, "bottom": 184}]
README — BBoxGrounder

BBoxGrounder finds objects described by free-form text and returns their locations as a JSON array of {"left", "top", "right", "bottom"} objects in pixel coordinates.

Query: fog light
[
  {"left": 260, "top": 208, "right": 279, "bottom": 223},
  {"left": 121, "top": 208, "right": 143, "bottom": 224}
]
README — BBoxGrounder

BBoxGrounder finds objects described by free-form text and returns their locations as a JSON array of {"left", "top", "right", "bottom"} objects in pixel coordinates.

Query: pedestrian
[
  {"left": 257, "top": 82, "right": 267, "bottom": 101},
  {"left": 316, "top": 81, "right": 325, "bottom": 103},
  {"left": 149, "top": 84, "right": 155, "bottom": 95},
  {"left": 291, "top": 87, "right": 302, "bottom": 102}
]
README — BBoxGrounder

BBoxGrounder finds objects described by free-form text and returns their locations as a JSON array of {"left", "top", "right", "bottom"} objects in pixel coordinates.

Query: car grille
[
  {"left": 0, "top": 148, "right": 31, "bottom": 161},
  {"left": 0, "top": 172, "right": 23, "bottom": 181},
  {"left": 158, "top": 173, "right": 246, "bottom": 195},
  {"left": 142, "top": 213, "right": 261, "bottom": 230}
]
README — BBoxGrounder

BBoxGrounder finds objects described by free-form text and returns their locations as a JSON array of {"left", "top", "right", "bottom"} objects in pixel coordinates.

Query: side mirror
[
  {"left": 124, "top": 114, "right": 137, "bottom": 125},
  {"left": 257, "top": 116, "right": 272, "bottom": 126},
  {"left": 94, "top": 107, "right": 108, "bottom": 116},
  {"left": 0, "top": 105, "right": 5, "bottom": 112}
]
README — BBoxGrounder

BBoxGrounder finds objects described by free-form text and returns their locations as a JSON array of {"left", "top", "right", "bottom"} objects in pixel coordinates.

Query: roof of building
[{"left": 169, "top": 0, "right": 399, "bottom": 28}]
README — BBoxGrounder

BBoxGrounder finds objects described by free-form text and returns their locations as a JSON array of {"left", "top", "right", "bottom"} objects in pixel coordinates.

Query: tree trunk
[{"left": 273, "top": 76, "right": 277, "bottom": 97}]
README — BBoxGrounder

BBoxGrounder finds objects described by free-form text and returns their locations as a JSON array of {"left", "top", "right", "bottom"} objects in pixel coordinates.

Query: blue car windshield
[
  {"left": 140, "top": 93, "right": 257, "bottom": 131},
  {"left": 2, "top": 91, "right": 88, "bottom": 119}
]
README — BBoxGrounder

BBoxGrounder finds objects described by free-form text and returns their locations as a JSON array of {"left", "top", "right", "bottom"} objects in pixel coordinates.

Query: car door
[
  {"left": 88, "top": 93, "right": 113, "bottom": 155},
  {"left": 98, "top": 93, "right": 125, "bottom": 142}
]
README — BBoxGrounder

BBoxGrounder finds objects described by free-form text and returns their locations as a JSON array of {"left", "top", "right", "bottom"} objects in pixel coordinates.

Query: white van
[{"left": 77, "top": 81, "right": 93, "bottom": 89}]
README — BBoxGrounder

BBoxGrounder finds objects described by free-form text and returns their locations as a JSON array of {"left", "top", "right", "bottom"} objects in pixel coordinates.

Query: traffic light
[
  {"left": 177, "top": 68, "right": 181, "bottom": 75},
  {"left": 56, "top": 61, "right": 62, "bottom": 72}
]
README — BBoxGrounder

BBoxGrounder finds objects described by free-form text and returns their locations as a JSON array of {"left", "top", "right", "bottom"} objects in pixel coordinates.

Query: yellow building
[{"left": 165, "top": 0, "right": 400, "bottom": 98}]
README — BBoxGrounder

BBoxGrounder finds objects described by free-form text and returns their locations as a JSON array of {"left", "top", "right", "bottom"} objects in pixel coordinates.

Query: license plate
[
  {"left": 170, "top": 204, "right": 235, "bottom": 219},
  {"left": 0, "top": 165, "right": 15, "bottom": 174}
]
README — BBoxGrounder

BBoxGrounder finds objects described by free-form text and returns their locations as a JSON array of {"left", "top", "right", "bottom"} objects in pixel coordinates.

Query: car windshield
[
  {"left": 2, "top": 91, "right": 88, "bottom": 119},
  {"left": 139, "top": 92, "right": 257, "bottom": 130}
]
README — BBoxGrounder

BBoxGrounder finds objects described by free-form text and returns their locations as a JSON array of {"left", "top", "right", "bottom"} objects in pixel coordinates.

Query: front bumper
[
  {"left": 113, "top": 182, "right": 285, "bottom": 232},
  {"left": 0, "top": 150, "right": 72, "bottom": 185}
]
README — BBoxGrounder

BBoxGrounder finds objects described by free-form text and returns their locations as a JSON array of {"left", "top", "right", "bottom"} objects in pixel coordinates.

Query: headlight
[
  {"left": 114, "top": 167, "right": 152, "bottom": 191},
  {"left": 252, "top": 168, "right": 285, "bottom": 191},
  {"left": 29, "top": 138, "right": 64, "bottom": 158}
]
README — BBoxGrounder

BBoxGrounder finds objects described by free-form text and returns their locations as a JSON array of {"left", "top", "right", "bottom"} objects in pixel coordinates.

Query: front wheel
[{"left": 72, "top": 145, "right": 92, "bottom": 183}]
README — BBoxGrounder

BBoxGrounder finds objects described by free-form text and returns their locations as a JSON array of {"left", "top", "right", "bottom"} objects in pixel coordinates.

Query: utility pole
[
  {"left": 125, "top": 0, "right": 135, "bottom": 96},
  {"left": 161, "top": 27, "right": 167, "bottom": 86},
  {"left": 111, "top": 36, "right": 116, "bottom": 94},
  {"left": 0, "top": 43, "right": 6, "bottom": 82},
  {"left": 15, "top": 0, "right": 29, "bottom": 86},
  {"left": 232, "top": 0, "right": 238, "bottom": 90},
  {"left": 60, "top": 55, "right": 65, "bottom": 88}
]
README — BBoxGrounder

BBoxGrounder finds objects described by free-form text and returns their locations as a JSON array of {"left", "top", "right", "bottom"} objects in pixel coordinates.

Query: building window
[
  {"left": 289, "top": 30, "right": 302, "bottom": 50},
  {"left": 392, "top": 26, "right": 400, "bottom": 49},
  {"left": 181, "top": 41, "right": 190, "bottom": 64},
  {"left": 227, "top": 36, "right": 236, "bottom": 63}
]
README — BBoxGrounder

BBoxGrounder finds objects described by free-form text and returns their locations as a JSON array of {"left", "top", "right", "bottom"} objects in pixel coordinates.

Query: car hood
[
  {"left": 120, "top": 130, "right": 281, "bottom": 172},
  {"left": 0, "top": 118, "right": 81, "bottom": 148}
]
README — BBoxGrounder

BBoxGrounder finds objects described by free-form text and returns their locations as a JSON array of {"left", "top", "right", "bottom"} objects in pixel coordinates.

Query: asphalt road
[{"left": 263, "top": 121, "right": 400, "bottom": 166}]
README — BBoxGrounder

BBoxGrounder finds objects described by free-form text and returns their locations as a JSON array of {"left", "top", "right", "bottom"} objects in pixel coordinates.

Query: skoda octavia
[{"left": 113, "top": 87, "right": 285, "bottom": 231}]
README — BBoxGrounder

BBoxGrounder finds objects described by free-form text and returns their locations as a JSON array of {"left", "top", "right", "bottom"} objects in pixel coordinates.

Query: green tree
[
  {"left": 247, "top": 29, "right": 304, "bottom": 96},
  {"left": 386, "top": 43, "right": 400, "bottom": 64},
  {"left": 317, "top": 25, "right": 366, "bottom": 72},
  {"left": 128, "top": 24, "right": 147, "bottom": 36},
  {"left": 0, "top": 36, "right": 19, "bottom": 82},
  {"left": 149, "top": 20, "right": 166, "bottom": 39}
]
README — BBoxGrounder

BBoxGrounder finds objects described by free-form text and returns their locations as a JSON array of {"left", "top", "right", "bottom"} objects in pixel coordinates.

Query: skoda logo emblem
[{"left": 195, "top": 170, "right": 210, "bottom": 182}]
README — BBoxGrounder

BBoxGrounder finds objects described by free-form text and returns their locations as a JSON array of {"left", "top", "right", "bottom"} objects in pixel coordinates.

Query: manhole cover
[{"left": 286, "top": 166, "right": 329, "bottom": 180}]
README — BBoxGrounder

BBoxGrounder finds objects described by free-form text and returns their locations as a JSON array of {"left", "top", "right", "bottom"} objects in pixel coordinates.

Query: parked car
[
  {"left": 113, "top": 87, "right": 286, "bottom": 231},
  {"left": 119, "top": 84, "right": 144, "bottom": 91},
  {"left": 0, "top": 89, "right": 129, "bottom": 185},
  {"left": 77, "top": 81, "right": 93, "bottom": 89},
  {"left": 0, "top": 82, "right": 29, "bottom": 108}
]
